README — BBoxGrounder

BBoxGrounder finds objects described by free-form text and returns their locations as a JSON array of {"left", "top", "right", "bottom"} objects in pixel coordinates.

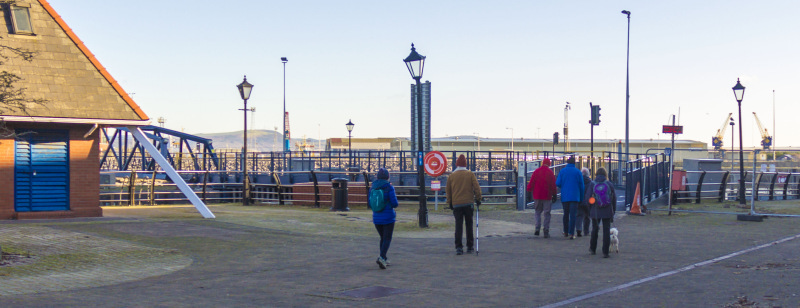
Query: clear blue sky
[{"left": 47, "top": 0, "right": 800, "bottom": 148}]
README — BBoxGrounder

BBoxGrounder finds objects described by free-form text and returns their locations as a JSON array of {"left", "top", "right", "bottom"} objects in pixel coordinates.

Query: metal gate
[{"left": 15, "top": 129, "right": 70, "bottom": 212}]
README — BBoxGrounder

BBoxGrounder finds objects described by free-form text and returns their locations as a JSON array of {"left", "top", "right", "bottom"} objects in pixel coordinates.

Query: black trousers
[
  {"left": 590, "top": 218, "right": 612, "bottom": 255},
  {"left": 453, "top": 206, "right": 474, "bottom": 249},
  {"left": 374, "top": 223, "right": 395, "bottom": 260}
]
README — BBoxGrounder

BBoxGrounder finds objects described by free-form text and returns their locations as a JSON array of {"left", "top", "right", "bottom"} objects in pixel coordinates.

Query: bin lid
[{"left": 332, "top": 178, "right": 348, "bottom": 183}]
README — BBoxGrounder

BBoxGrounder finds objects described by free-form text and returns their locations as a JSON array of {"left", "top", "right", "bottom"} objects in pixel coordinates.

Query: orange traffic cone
[{"left": 628, "top": 182, "right": 645, "bottom": 215}]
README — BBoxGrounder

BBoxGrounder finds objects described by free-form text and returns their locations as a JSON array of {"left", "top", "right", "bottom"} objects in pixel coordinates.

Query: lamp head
[
  {"left": 621, "top": 10, "right": 630, "bottom": 16},
  {"left": 237, "top": 75, "right": 253, "bottom": 101},
  {"left": 281, "top": 57, "right": 288, "bottom": 63},
  {"left": 403, "top": 43, "right": 425, "bottom": 79},
  {"left": 732, "top": 78, "right": 745, "bottom": 103},
  {"left": 346, "top": 119, "right": 354, "bottom": 133}
]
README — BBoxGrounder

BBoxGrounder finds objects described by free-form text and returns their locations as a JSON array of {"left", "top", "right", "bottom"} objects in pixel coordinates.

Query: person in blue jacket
[
  {"left": 555, "top": 156, "right": 585, "bottom": 239},
  {"left": 371, "top": 168, "right": 399, "bottom": 269}
]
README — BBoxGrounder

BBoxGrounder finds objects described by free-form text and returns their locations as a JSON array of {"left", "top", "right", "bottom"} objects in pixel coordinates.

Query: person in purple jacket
[{"left": 371, "top": 168, "right": 399, "bottom": 269}]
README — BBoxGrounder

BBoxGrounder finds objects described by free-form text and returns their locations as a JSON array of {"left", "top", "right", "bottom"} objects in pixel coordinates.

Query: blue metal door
[{"left": 15, "top": 130, "right": 70, "bottom": 212}]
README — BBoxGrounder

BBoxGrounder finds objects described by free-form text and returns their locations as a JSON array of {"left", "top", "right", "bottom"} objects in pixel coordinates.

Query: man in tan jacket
[{"left": 446, "top": 154, "right": 482, "bottom": 255}]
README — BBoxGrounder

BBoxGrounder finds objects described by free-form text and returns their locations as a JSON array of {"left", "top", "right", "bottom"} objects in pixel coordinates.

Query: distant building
[
  {"left": 410, "top": 80, "right": 431, "bottom": 152},
  {"left": 0, "top": 0, "right": 149, "bottom": 219}
]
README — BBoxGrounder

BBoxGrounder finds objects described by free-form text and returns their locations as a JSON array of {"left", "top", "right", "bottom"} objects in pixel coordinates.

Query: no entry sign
[{"left": 424, "top": 151, "right": 448, "bottom": 177}]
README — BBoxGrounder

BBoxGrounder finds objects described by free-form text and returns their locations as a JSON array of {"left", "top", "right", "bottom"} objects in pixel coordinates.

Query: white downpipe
[{"left": 128, "top": 126, "right": 216, "bottom": 219}]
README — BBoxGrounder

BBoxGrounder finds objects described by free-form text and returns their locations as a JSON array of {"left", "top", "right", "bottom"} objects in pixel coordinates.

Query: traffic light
[
  {"left": 553, "top": 132, "right": 559, "bottom": 144},
  {"left": 590, "top": 105, "right": 601, "bottom": 125}
]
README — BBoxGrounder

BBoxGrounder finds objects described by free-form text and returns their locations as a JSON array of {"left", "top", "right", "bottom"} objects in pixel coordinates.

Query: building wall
[
  {"left": 0, "top": 133, "right": 15, "bottom": 219},
  {"left": 0, "top": 123, "right": 102, "bottom": 219}
]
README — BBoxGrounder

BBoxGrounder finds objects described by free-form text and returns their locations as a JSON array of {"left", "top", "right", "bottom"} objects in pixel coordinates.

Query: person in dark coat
[
  {"left": 575, "top": 167, "right": 592, "bottom": 237},
  {"left": 587, "top": 167, "right": 617, "bottom": 258},
  {"left": 371, "top": 168, "right": 399, "bottom": 269}
]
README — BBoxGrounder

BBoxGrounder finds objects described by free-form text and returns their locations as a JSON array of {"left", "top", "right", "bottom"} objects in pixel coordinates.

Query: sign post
[
  {"left": 424, "top": 151, "right": 448, "bottom": 211},
  {"left": 663, "top": 118, "right": 683, "bottom": 215},
  {"left": 431, "top": 180, "right": 441, "bottom": 210}
]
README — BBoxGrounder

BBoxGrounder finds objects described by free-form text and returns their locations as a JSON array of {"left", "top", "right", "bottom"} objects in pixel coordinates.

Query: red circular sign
[{"left": 424, "top": 151, "right": 448, "bottom": 177}]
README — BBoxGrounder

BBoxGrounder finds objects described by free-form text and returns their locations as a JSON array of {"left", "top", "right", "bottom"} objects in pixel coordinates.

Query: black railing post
[
  {"left": 718, "top": 171, "right": 730, "bottom": 202},
  {"left": 696, "top": 171, "right": 706, "bottom": 204},
  {"left": 311, "top": 170, "right": 320, "bottom": 207},
  {"left": 769, "top": 172, "right": 778, "bottom": 201}
]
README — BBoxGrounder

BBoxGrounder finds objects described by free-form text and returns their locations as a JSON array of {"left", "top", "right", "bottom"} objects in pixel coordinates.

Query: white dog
[{"left": 610, "top": 227, "right": 620, "bottom": 253}]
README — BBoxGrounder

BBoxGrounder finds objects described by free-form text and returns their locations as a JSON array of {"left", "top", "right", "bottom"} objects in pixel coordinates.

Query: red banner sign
[{"left": 662, "top": 125, "right": 683, "bottom": 134}]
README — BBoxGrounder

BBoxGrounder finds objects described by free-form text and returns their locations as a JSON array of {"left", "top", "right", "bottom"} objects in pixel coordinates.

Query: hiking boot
[
  {"left": 376, "top": 257, "right": 387, "bottom": 269},
  {"left": 543, "top": 230, "right": 550, "bottom": 238},
  {"left": 467, "top": 248, "right": 475, "bottom": 254},
  {"left": 456, "top": 248, "right": 464, "bottom": 255},
  {"left": 534, "top": 229, "right": 540, "bottom": 236}
]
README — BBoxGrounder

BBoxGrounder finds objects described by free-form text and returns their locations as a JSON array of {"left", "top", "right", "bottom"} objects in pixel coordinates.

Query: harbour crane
[
  {"left": 712, "top": 113, "right": 733, "bottom": 150},
  {"left": 752, "top": 112, "right": 773, "bottom": 149}
]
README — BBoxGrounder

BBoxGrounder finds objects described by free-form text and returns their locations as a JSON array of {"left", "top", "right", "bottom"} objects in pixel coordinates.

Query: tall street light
[
  {"left": 733, "top": 78, "right": 746, "bottom": 205},
  {"left": 346, "top": 119, "right": 354, "bottom": 168},
  {"left": 237, "top": 76, "right": 254, "bottom": 206},
  {"left": 403, "top": 43, "right": 428, "bottom": 228},
  {"left": 506, "top": 127, "right": 514, "bottom": 152},
  {"left": 622, "top": 9, "right": 631, "bottom": 163},
  {"left": 282, "top": 57, "right": 288, "bottom": 152},
  {"left": 730, "top": 117, "right": 735, "bottom": 161}
]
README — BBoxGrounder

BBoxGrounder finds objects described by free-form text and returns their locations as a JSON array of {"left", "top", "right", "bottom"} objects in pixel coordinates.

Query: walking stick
[{"left": 476, "top": 201, "right": 480, "bottom": 256}]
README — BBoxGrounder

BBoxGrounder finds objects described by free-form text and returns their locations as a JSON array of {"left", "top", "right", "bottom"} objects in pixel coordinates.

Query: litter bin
[{"left": 331, "top": 178, "right": 349, "bottom": 211}]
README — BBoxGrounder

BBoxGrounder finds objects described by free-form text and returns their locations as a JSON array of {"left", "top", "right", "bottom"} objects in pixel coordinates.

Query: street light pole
[
  {"left": 622, "top": 10, "right": 631, "bottom": 163},
  {"left": 404, "top": 43, "right": 428, "bottom": 228},
  {"left": 281, "top": 57, "right": 288, "bottom": 152},
  {"left": 733, "top": 78, "right": 746, "bottom": 205},
  {"left": 346, "top": 119, "right": 354, "bottom": 168},
  {"left": 506, "top": 127, "right": 514, "bottom": 152},
  {"left": 237, "top": 76, "right": 254, "bottom": 206},
  {"left": 730, "top": 118, "right": 735, "bottom": 162}
]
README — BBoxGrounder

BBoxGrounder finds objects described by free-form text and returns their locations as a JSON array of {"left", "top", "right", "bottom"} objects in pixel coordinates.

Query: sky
[{"left": 46, "top": 0, "right": 800, "bottom": 149}]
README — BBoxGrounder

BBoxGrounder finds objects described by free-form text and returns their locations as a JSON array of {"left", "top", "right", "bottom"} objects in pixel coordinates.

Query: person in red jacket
[{"left": 526, "top": 158, "right": 557, "bottom": 238}]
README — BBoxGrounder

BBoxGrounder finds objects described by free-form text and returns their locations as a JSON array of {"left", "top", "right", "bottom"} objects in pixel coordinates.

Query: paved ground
[{"left": 1, "top": 201, "right": 799, "bottom": 307}]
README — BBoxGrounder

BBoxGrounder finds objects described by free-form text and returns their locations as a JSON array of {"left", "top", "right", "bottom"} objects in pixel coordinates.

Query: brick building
[{"left": 0, "top": 0, "right": 149, "bottom": 219}]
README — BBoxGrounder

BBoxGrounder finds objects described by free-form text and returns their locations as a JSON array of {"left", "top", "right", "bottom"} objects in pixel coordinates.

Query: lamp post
[
  {"left": 237, "top": 76, "right": 254, "bottom": 206},
  {"left": 732, "top": 78, "right": 746, "bottom": 205},
  {"left": 346, "top": 119, "right": 354, "bottom": 168},
  {"left": 730, "top": 117, "right": 735, "bottom": 162},
  {"left": 506, "top": 127, "right": 514, "bottom": 152},
  {"left": 403, "top": 43, "right": 428, "bottom": 228},
  {"left": 281, "top": 57, "right": 288, "bottom": 152},
  {"left": 621, "top": 9, "right": 631, "bottom": 163}
]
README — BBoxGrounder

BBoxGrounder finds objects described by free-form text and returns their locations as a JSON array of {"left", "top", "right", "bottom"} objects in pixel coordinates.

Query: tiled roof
[{"left": 0, "top": 0, "right": 148, "bottom": 122}]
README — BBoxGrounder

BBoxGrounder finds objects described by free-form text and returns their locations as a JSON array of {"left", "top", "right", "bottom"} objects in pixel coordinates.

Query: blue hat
[{"left": 377, "top": 168, "right": 390, "bottom": 180}]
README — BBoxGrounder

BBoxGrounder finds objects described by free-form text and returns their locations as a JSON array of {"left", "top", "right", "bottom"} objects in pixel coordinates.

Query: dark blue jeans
[
  {"left": 562, "top": 201, "right": 579, "bottom": 236},
  {"left": 374, "top": 223, "right": 395, "bottom": 260}
]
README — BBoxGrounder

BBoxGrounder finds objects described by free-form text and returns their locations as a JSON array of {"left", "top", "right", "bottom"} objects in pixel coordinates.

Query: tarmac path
[{"left": 0, "top": 203, "right": 798, "bottom": 307}]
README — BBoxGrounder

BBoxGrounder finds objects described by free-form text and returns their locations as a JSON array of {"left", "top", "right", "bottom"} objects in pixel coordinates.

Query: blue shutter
[{"left": 15, "top": 130, "right": 70, "bottom": 212}]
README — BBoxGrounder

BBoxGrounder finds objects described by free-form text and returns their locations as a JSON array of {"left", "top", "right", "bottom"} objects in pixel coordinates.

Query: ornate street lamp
[
  {"left": 346, "top": 119, "right": 354, "bottom": 167},
  {"left": 732, "top": 78, "right": 745, "bottom": 205},
  {"left": 404, "top": 43, "right": 428, "bottom": 228},
  {"left": 237, "top": 76, "right": 253, "bottom": 206}
]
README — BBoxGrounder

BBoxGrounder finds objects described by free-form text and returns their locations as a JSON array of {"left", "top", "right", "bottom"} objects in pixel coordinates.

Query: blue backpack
[
  {"left": 592, "top": 181, "right": 613, "bottom": 208},
  {"left": 369, "top": 188, "right": 386, "bottom": 212}
]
